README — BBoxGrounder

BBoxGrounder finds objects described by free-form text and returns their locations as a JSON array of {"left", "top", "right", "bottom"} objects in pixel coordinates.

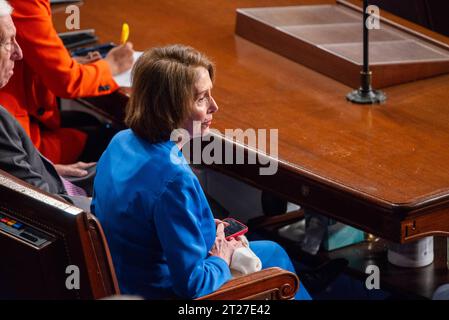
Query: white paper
[{"left": 113, "top": 51, "right": 143, "bottom": 88}]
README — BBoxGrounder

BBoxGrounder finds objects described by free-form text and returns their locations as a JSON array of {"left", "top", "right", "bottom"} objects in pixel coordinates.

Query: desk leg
[{"left": 434, "top": 236, "right": 448, "bottom": 270}]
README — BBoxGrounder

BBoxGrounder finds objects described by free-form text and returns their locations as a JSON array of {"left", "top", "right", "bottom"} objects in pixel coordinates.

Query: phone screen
[{"left": 223, "top": 218, "right": 248, "bottom": 239}]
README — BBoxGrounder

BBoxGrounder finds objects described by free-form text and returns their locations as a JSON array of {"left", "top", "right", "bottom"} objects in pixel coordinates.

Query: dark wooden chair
[
  {"left": 0, "top": 169, "right": 118, "bottom": 299},
  {"left": 0, "top": 169, "right": 298, "bottom": 300}
]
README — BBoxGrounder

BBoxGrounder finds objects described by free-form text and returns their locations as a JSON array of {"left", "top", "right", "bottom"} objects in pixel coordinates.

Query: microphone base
[
  {"left": 346, "top": 88, "right": 387, "bottom": 104},
  {"left": 346, "top": 71, "right": 387, "bottom": 104}
]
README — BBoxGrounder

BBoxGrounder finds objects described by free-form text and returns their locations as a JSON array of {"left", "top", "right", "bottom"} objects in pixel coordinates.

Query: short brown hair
[{"left": 125, "top": 44, "right": 215, "bottom": 143}]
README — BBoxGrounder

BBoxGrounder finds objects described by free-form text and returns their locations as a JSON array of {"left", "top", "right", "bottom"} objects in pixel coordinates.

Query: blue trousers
[{"left": 249, "top": 240, "right": 312, "bottom": 300}]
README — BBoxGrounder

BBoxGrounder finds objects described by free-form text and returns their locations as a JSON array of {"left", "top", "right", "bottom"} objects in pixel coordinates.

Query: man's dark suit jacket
[{"left": 0, "top": 105, "right": 66, "bottom": 195}]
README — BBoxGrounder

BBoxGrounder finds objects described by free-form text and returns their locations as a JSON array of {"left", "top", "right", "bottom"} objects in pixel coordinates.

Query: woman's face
[{"left": 183, "top": 67, "right": 218, "bottom": 137}]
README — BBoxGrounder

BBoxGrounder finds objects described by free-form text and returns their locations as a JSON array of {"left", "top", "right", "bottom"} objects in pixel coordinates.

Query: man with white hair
[
  {"left": 0, "top": 0, "right": 21, "bottom": 87},
  {"left": 0, "top": 0, "right": 91, "bottom": 208}
]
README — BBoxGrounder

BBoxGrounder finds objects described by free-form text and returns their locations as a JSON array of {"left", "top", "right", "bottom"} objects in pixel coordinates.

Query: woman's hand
[
  {"left": 54, "top": 162, "right": 96, "bottom": 177},
  {"left": 209, "top": 223, "right": 243, "bottom": 265},
  {"left": 214, "top": 219, "right": 229, "bottom": 227}
]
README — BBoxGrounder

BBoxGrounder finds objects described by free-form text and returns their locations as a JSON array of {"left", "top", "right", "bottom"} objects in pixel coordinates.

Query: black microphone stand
[{"left": 347, "top": 0, "right": 386, "bottom": 104}]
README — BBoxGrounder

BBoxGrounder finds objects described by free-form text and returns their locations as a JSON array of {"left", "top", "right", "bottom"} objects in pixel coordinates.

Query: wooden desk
[{"left": 52, "top": 0, "right": 449, "bottom": 297}]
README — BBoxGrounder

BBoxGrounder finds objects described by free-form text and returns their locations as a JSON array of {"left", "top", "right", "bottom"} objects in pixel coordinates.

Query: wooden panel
[
  {"left": 426, "top": 1, "right": 449, "bottom": 37},
  {"left": 235, "top": 2, "right": 449, "bottom": 88},
  {"left": 369, "top": 0, "right": 449, "bottom": 38},
  {"left": 370, "top": 1, "right": 431, "bottom": 31}
]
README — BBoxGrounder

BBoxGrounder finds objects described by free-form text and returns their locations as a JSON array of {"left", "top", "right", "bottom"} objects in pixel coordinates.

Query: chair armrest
[
  {"left": 85, "top": 214, "right": 121, "bottom": 298},
  {"left": 196, "top": 267, "right": 299, "bottom": 300}
]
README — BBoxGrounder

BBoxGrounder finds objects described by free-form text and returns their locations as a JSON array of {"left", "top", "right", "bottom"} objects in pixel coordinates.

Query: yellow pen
[{"left": 120, "top": 23, "right": 130, "bottom": 44}]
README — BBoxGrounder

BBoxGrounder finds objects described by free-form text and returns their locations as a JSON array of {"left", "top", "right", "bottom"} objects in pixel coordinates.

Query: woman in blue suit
[{"left": 91, "top": 45, "right": 311, "bottom": 300}]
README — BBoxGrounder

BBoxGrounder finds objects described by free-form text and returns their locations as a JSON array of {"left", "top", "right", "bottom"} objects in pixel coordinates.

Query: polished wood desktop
[{"left": 52, "top": 0, "right": 449, "bottom": 298}]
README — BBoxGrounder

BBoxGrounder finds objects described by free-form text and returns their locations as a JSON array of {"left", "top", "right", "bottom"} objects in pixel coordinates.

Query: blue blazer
[{"left": 91, "top": 129, "right": 231, "bottom": 299}]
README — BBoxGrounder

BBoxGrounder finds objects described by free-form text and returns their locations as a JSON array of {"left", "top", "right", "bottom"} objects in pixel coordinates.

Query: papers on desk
[{"left": 113, "top": 51, "right": 143, "bottom": 88}]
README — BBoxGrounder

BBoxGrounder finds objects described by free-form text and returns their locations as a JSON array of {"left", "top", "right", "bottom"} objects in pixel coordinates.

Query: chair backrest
[{"left": 0, "top": 169, "right": 119, "bottom": 299}]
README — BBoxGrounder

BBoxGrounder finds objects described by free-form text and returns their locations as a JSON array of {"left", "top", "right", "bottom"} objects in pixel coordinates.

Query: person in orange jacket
[{"left": 0, "top": 0, "right": 134, "bottom": 170}]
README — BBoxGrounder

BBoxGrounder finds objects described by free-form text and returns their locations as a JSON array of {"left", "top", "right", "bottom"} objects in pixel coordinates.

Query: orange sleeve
[{"left": 10, "top": 0, "right": 119, "bottom": 98}]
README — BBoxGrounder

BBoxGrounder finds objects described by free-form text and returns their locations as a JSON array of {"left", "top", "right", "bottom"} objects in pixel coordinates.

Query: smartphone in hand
[{"left": 222, "top": 218, "right": 248, "bottom": 240}]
